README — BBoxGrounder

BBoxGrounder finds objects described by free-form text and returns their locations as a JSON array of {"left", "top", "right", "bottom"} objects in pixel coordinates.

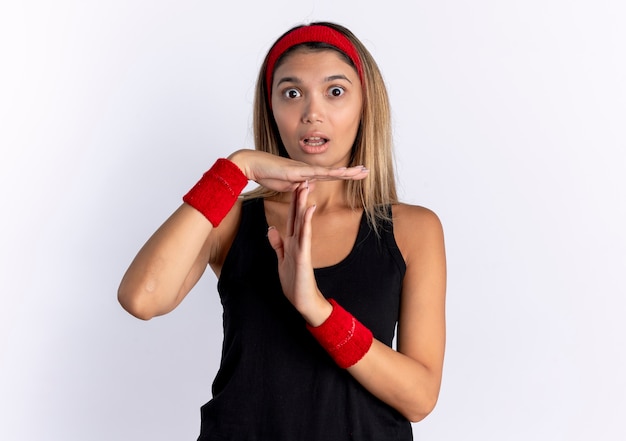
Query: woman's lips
[{"left": 300, "top": 136, "right": 329, "bottom": 153}]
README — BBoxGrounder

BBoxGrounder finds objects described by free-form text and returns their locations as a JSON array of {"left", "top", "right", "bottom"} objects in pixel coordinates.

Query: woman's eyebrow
[
  {"left": 324, "top": 74, "right": 352, "bottom": 84},
  {"left": 275, "top": 74, "right": 353, "bottom": 88},
  {"left": 275, "top": 76, "right": 301, "bottom": 87}
]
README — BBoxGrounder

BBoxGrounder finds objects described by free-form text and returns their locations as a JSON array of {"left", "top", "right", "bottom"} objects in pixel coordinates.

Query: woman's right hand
[{"left": 228, "top": 149, "right": 369, "bottom": 192}]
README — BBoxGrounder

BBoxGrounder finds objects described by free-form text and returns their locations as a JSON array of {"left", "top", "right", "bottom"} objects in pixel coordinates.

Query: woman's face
[{"left": 271, "top": 49, "right": 363, "bottom": 168}]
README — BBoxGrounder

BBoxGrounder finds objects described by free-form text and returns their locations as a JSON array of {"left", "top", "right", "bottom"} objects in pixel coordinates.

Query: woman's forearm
[
  {"left": 348, "top": 340, "right": 442, "bottom": 422},
  {"left": 117, "top": 203, "right": 214, "bottom": 320}
]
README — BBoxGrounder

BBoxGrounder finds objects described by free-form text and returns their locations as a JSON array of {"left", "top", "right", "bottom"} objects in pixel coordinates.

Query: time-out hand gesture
[{"left": 266, "top": 182, "right": 332, "bottom": 326}]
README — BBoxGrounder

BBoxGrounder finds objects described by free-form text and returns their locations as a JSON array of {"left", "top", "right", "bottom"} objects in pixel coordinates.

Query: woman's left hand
[{"left": 267, "top": 182, "right": 332, "bottom": 326}]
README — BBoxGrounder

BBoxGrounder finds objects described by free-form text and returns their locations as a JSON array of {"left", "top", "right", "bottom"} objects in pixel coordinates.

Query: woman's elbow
[
  {"left": 405, "top": 409, "right": 431, "bottom": 424},
  {"left": 117, "top": 280, "right": 160, "bottom": 321},
  {"left": 403, "top": 393, "right": 439, "bottom": 423}
]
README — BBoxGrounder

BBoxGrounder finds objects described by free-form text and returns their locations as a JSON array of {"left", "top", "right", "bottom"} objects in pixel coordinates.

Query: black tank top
[{"left": 198, "top": 198, "right": 412, "bottom": 441}]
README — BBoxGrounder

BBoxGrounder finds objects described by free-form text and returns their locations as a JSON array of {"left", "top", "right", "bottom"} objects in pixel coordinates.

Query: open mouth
[{"left": 303, "top": 136, "right": 328, "bottom": 147}]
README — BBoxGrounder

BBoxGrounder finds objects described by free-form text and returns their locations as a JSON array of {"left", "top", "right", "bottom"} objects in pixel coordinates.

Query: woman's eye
[
  {"left": 329, "top": 86, "right": 345, "bottom": 97},
  {"left": 283, "top": 88, "right": 301, "bottom": 99}
]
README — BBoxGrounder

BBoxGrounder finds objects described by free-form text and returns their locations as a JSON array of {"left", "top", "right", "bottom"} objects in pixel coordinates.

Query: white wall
[{"left": 1, "top": 1, "right": 625, "bottom": 439}]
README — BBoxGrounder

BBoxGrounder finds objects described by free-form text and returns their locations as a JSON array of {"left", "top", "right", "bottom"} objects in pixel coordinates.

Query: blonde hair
[{"left": 245, "top": 22, "right": 398, "bottom": 232}]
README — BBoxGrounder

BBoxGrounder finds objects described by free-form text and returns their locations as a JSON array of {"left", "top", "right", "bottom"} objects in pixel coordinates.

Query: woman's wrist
[
  {"left": 306, "top": 298, "right": 374, "bottom": 369},
  {"left": 182, "top": 158, "right": 248, "bottom": 227},
  {"left": 226, "top": 149, "right": 252, "bottom": 180},
  {"left": 299, "top": 293, "right": 333, "bottom": 327}
]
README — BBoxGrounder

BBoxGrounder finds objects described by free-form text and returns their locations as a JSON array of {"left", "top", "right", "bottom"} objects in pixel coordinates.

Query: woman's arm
[
  {"left": 347, "top": 204, "right": 446, "bottom": 422},
  {"left": 269, "top": 187, "right": 446, "bottom": 422},
  {"left": 118, "top": 150, "right": 370, "bottom": 320},
  {"left": 117, "top": 191, "right": 240, "bottom": 320}
]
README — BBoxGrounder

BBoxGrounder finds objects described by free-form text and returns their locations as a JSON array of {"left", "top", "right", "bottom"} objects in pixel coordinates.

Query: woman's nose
[{"left": 301, "top": 95, "right": 324, "bottom": 123}]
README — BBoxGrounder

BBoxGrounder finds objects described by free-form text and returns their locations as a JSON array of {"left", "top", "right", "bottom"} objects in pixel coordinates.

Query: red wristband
[
  {"left": 182, "top": 158, "right": 248, "bottom": 227},
  {"left": 306, "top": 299, "right": 373, "bottom": 369}
]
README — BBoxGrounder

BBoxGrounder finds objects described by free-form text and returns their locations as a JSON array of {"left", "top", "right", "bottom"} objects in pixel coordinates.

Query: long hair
[{"left": 245, "top": 22, "right": 398, "bottom": 232}]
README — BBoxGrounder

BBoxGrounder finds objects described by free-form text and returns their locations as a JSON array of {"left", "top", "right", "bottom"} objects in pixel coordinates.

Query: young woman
[{"left": 118, "top": 22, "right": 446, "bottom": 441}]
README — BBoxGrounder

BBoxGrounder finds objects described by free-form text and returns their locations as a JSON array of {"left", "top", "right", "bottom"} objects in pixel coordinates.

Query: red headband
[{"left": 265, "top": 25, "right": 364, "bottom": 98}]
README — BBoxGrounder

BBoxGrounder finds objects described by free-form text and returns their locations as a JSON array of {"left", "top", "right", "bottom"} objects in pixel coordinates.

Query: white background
[{"left": 1, "top": 1, "right": 625, "bottom": 440}]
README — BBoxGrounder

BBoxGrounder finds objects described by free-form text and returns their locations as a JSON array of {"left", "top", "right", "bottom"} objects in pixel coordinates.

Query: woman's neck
[{"left": 275, "top": 179, "right": 351, "bottom": 213}]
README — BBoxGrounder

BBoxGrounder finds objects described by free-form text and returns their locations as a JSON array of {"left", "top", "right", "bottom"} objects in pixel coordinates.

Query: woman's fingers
[
  {"left": 256, "top": 163, "right": 369, "bottom": 191},
  {"left": 230, "top": 150, "right": 369, "bottom": 191},
  {"left": 300, "top": 203, "right": 316, "bottom": 250},
  {"left": 267, "top": 226, "right": 284, "bottom": 261},
  {"left": 290, "top": 182, "right": 316, "bottom": 252},
  {"left": 283, "top": 182, "right": 314, "bottom": 249},
  {"left": 295, "top": 182, "right": 310, "bottom": 240},
  {"left": 298, "top": 165, "right": 369, "bottom": 181},
  {"left": 286, "top": 184, "right": 299, "bottom": 237}
]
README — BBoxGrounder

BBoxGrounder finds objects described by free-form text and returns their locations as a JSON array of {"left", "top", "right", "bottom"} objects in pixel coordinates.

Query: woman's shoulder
[
  {"left": 391, "top": 203, "right": 444, "bottom": 262},
  {"left": 392, "top": 202, "right": 443, "bottom": 230}
]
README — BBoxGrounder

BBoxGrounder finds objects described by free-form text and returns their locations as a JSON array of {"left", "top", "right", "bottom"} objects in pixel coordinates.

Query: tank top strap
[{"left": 376, "top": 205, "right": 407, "bottom": 275}]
